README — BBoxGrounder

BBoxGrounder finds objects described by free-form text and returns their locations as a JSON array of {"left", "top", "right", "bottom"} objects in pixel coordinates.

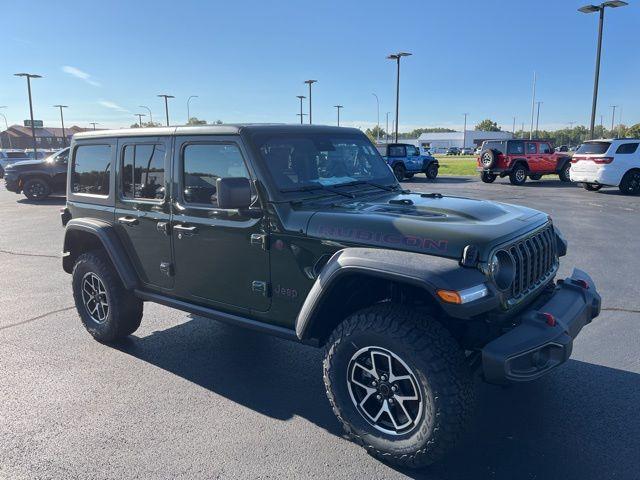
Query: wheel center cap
[{"left": 378, "top": 382, "right": 391, "bottom": 397}]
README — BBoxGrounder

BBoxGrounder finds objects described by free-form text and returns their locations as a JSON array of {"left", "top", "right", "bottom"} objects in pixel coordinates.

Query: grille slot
[{"left": 498, "top": 225, "right": 558, "bottom": 302}]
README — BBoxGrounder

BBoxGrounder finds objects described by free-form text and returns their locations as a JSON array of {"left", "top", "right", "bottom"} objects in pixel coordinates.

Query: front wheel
[
  {"left": 72, "top": 250, "right": 143, "bottom": 342},
  {"left": 23, "top": 178, "right": 51, "bottom": 200},
  {"left": 480, "top": 171, "right": 497, "bottom": 183},
  {"left": 619, "top": 170, "right": 640, "bottom": 195},
  {"left": 425, "top": 162, "right": 439, "bottom": 179},
  {"left": 393, "top": 164, "right": 406, "bottom": 181},
  {"left": 323, "top": 305, "right": 474, "bottom": 469},
  {"left": 558, "top": 163, "right": 571, "bottom": 182},
  {"left": 509, "top": 164, "right": 528, "bottom": 185}
]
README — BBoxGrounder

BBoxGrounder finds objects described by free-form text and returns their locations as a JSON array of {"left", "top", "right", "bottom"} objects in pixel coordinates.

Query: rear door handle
[
  {"left": 174, "top": 224, "right": 198, "bottom": 236},
  {"left": 118, "top": 216, "right": 139, "bottom": 226}
]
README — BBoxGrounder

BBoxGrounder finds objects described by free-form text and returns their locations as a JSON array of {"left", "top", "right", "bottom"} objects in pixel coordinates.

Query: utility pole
[
  {"left": 372, "top": 93, "right": 380, "bottom": 143},
  {"left": 296, "top": 95, "right": 306, "bottom": 125},
  {"left": 89, "top": 122, "right": 99, "bottom": 130},
  {"left": 304, "top": 80, "right": 317, "bottom": 124},
  {"left": 535, "top": 101, "right": 543, "bottom": 137},
  {"left": 135, "top": 113, "right": 146, "bottom": 127},
  {"left": 387, "top": 52, "right": 412, "bottom": 143},
  {"left": 157, "top": 94, "right": 174, "bottom": 126},
  {"left": 53, "top": 105, "right": 68, "bottom": 146},
  {"left": 579, "top": 1, "right": 628, "bottom": 139},
  {"left": 334, "top": 105, "right": 343, "bottom": 126},
  {"left": 186, "top": 95, "right": 198, "bottom": 124},
  {"left": 385, "top": 112, "right": 390, "bottom": 143},
  {"left": 609, "top": 105, "right": 617, "bottom": 134},
  {"left": 529, "top": 71, "right": 536, "bottom": 140},
  {"left": 462, "top": 113, "right": 468, "bottom": 149},
  {"left": 512, "top": 117, "right": 516, "bottom": 135},
  {"left": 14, "top": 72, "right": 42, "bottom": 157}
]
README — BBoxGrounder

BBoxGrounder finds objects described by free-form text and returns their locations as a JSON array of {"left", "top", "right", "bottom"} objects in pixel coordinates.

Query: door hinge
[
  {"left": 250, "top": 233, "right": 269, "bottom": 250},
  {"left": 251, "top": 280, "right": 270, "bottom": 297},
  {"left": 160, "top": 261, "right": 174, "bottom": 277}
]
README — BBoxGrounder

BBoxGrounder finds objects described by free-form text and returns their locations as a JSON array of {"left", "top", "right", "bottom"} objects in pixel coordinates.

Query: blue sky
[{"left": 1, "top": 0, "right": 638, "bottom": 132}]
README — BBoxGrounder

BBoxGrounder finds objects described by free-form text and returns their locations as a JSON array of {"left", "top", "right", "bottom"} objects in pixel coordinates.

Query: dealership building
[{"left": 417, "top": 130, "right": 513, "bottom": 152}]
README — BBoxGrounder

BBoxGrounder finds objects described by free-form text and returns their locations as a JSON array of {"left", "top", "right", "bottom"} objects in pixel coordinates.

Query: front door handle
[
  {"left": 118, "top": 216, "right": 139, "bottom": 226},
  {"left": 174, "top": 224, "right": 198, "bottom": 236}
]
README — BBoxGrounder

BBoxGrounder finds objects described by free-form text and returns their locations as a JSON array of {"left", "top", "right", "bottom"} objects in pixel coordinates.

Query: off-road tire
[
  {"left": 583, "top": 183, "right": 602, "bottom": 191},
  {"left": 480, "top": 171, "right": 497, "bottom": 183},
  {"left": 558, "top": 162, "right": 571, "bottom": 182},
  {"left": 619, "top": 170, "right": 640, "bottom": 195},
  {"left": 529, "top": 174, "right": 543, "bottom": 181},
  {"left": 323, "top": 304, "right": 475, "bottom": 469},
  {"left": 425, "top": 162, "right": 439, "bottom": 180},
  {"left": 393, "top": 164, "right": 406, "bottom": 182},
  {"left": 72, "top": 250, "right": 143, "bottom": 342},
  {"left": 479, "top": 149, "right": 495, "bottom": 169},
  {"left": 509, "top": 164, "right": 528, "bottom": 185},
  {"left": 23, "top": 177, "right": 51, "bottom": 200}
]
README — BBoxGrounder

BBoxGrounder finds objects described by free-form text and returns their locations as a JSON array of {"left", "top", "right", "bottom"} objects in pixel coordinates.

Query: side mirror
[{"left": 216, "top": 177, "right": 251, "bottom": 209}]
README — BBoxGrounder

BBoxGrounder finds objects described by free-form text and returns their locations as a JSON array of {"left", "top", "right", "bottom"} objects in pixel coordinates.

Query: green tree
[
  {"left": 365, "top": 125, "right": 386, "bottom": 142},
  {"left": 475, "top": 119, "right": 501, "bottom": 132},
  {"left": 187, "top": 117, "right": 207, "bottom": 125}
]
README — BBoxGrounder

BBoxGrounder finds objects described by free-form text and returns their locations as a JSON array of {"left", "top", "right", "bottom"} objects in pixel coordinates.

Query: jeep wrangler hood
[{"left": 305, "top": 192, "right": 549, "bottom": 261}]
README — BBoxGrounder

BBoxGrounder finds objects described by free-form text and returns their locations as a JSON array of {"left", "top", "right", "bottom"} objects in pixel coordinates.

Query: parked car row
[
  {"left": 2, "top": 147, "right": 69, "bottom": 200},
  {"left": 475, "top": 138, "right": 640, "bottom": 195}
]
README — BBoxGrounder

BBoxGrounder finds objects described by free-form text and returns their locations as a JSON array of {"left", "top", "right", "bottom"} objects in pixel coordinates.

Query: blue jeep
[{"left": 378, "top": 143, "right": 439, "bottom": 181}]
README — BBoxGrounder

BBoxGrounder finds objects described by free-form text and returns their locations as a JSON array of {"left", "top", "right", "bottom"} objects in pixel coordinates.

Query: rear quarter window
[
  {"left": 484, "top": 141, "right": 506, "bottom": 154},
  {"left": 615, "top": 143, "right": 639, "bottom": 154},
  {"left": 576, "top": 142, "right": 611, "bottom": 155},
  {"left": 71, "top": 144, "right": 111, "bottom": 196}
]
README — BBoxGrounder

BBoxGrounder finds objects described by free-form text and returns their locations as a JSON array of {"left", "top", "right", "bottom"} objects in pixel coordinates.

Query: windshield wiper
[
  {"left": 280, "top": 184, "right": 355, "bottom": 198},
  {"left": 336, "top": 180, "right": 400, "bottom": 192}
]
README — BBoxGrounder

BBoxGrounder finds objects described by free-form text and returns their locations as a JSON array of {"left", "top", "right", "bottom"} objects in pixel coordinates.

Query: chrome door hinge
[
  {"left": 250, "top": 233, "right": 269, "bottom": 250},
  {"left": 251, "top": 280, "right": 270, "bottom": 297},
  {"left": 160, "top": 261, "right": 174, "bottom": 277}
]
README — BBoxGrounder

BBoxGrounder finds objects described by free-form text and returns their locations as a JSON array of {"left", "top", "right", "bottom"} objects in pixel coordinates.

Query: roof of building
[
  {"left": 2, "top": 125, "right": 91, "bottom": 137},
  {"left": 74, "top": 123, "right": 361, "bottom": 139}
]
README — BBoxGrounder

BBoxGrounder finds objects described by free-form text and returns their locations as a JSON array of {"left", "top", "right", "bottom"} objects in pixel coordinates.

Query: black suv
[
  {"left": 61, "top": 125, "right": 600, "bottom": 468},
  {"left": 4, "top": 147, "right": 69, "bottom": 200}
]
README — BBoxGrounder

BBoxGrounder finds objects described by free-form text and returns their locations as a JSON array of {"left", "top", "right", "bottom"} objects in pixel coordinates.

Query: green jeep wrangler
[{"left": 61, "top": 125, "right": 600, "bottom": 468}]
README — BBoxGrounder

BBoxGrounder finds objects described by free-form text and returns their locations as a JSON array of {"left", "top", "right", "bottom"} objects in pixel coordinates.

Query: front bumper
[
  {"left": 482, "top": 269, "right": 600, "bottom": 384},
  {"left": 4, "top": 177, "right": 21, "bottom": 193}
]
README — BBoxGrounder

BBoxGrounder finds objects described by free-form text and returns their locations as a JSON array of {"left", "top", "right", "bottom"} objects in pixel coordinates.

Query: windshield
[
  {"left": 252, "top": 132, "right": 396, "bottom": 193},
  {"left": 576, "top": 142, "right": 611, "bottom": 155}
]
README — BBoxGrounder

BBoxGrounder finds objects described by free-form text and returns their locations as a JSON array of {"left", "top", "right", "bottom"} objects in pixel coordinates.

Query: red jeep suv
[{"left": 477, "top": 139, "right": 572, "bottom": 185}]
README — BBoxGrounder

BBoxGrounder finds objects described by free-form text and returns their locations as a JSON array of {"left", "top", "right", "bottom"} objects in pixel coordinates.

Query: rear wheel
[
  {"left": 323, "top": 304, "right": 474, "bottom": 469},
  {"left": 425, "top": 162, "right": 439, "bottom": 179},
  {"left": 480, "top": 171, "right": 497, "bottom": 183},
  {"left": 23, "top": 178, "right": 51, "bottom": 200},
  {"left": 619, "top": 170, "right": 640, "bottom": 195},
  {"left": 558, "top": 162, "right": 571, "bottom": 182},
  {"left": 509, "top": 164, "right": 528, "bottom": 185},
  {"left": 393, "top": 164, "right": 406, "bottom": 182},
  {"left": 583, "top": 183, "right": 602, "bottom": 191},
  {"left": 72, "top": 250, "right": 143, "bottom": 342}
]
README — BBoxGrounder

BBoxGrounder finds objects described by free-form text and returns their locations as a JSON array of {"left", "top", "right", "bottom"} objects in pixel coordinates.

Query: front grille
[{"left": 499, "top": 224, "right": 558, "bottom": 302}]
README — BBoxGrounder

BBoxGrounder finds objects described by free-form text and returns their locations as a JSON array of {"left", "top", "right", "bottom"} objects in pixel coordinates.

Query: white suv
[{"left": 570, "top": 139, "right": 640, "bottom": 194}]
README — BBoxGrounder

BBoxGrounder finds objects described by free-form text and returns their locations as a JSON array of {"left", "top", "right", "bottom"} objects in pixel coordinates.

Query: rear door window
[
  {"left": 539, "top": 143, "right": 552, "bottom": 154},
  {"left": 615, "top": 143, "right": 639, "bottom": 154},
  {"left": 71, "top": 144, "right": 111, "bottom": 195},
  {"left": 576, "top": 142, "right": 611, "bottom": 155},
  {"left": 526, "top": 142, "right": 537, "bottom": 154},
  {"left": 507, "top": 141, "right": 524, "bottom": 155},
  {"left": 121, "top": 144, "right": 166, "bottom": 200}
]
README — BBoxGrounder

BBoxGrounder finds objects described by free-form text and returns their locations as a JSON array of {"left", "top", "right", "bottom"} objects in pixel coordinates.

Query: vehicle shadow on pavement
[
  {"left": 115, "top": 320, "right": 640, "bottom": 480},
  {"left": 115, "top": 315, "right": 342, "bottom": 435},
  {"left": 410, "top": 177, "right": 473, "bottom": 184},
  {"left": 16, "top": 196, "right": 66, "bottom": 205}
]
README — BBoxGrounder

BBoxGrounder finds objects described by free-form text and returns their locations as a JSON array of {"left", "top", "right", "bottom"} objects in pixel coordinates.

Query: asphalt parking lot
[{"left": 1, "top": 176, "right": 639, "bottom": 480}]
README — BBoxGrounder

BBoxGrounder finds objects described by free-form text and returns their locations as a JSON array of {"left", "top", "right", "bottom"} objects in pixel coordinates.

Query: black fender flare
[
  {"left": 295, "top": 247, "right": 496, "bottom": 341},
  {"left": 62, "top": 218, "right": 139, "bottom": 289},
  {"left": 509, "top": 158, "right": 529, "bottom": 172}
]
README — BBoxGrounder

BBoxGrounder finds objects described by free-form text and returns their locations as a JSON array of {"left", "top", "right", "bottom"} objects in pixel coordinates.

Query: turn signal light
[{"left": 436, "top": 289, "right": 462, "bottom": 304}]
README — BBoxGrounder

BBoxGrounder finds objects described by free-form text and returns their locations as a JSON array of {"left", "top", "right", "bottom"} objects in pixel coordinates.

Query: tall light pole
[
  {"left": 372, "top": 93, "right": 380, "bottom": 143},
  {"left": 157, "top": 94, "right": 174, "bottom": 126},
  {"left": 304, "top": 80, "right": 317, "bottom": 124},
  {"left": 609, "top": 105, "right": 618, "bottom": 134},
  {"left": 462, "top": 113, "right": 468, "bottom": 149},
  {"left": 138, "top": 105, "right": 153, "bottom": 125},
  {"left": 385, "top": 112, "right": 390, "bottom": 143},
  {"left": 521, "top": 122, "right": 525, "bottom": 139},
  {"left": 135, "top": 113, "right": 146, "bottom": 127},
  {"left": 186, "top": 95, "right": 198, "bottom": 124},
  {"left": 387, "top": 52, "right": 412, "bottom": 143},
  {"left": 14, "top": 73, "right": 42, "bottom": 157},
  {"left": 579, "top": 1, "right": 628, "bottom": 139},
  {"left": 53, "top": 105, "right": 68, "bottom": 146},
  {"left": 296, "top": 95, "right": 306, "bottom": 124},
  {"left": 512, "top": 117, "right": 516, "bottom": 135},
  {"left": 529, "top": 71, "right": 537, "bottom": 140},
  {"left": 535, "top": 101, "right": 543, "bottom": 137},
  {"left": 334, "top": 105, "right": 343, "bottom": 126},
  {"left": 89, "top": 122, "right": 99, "bottom": 130},
  {"left": 0, "top": 106, "right": 12, "bottom": 148}
]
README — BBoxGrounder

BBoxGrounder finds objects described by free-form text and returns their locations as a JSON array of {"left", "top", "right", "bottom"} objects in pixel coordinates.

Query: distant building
[
  {"left": 0, "top": 124, "right": 92, "bottom": 150},
  {"left": 418, "top": 130, "right": 513, "bottom": 152}
]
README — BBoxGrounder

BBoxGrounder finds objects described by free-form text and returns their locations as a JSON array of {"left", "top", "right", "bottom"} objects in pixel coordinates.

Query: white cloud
[
  {"left": 98, "top": 100, "right": 130, "bottom": 113},
  {"left": 62, "top": 66, "right": 101, "bottom": 87}
]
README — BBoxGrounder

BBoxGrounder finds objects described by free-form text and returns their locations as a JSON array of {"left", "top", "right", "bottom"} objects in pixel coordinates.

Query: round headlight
[{"left": 490, "top": 251, "right": 515, "bottom": 290}]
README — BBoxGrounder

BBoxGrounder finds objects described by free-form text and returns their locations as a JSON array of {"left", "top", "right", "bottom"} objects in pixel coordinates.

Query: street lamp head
[
  {"left": 334, "top": 105, "right": 343, "bottom": 108},
  {"left": 387, "top": 52, "right": 412, "bottom": 60},
  {"left": 603, "top": 0, "right": 628, "bottom": 7},
  {"left": 14, "top": 73, "right": 42, "bottom": 78},
  {"left": 157, "top": 94, "right": 175, "bottom": 99},
  {"left": 304, "top": 79, "right": 317, "bottom": 85},
  {"left": 578, "top": 4, "right": 600, "bottom": 13},
  {"left": 296, "top": 95, "right": 306, "bottom": 99},
  {"left": 53, "top": 105, "right": 68, "bottom": 108}
]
